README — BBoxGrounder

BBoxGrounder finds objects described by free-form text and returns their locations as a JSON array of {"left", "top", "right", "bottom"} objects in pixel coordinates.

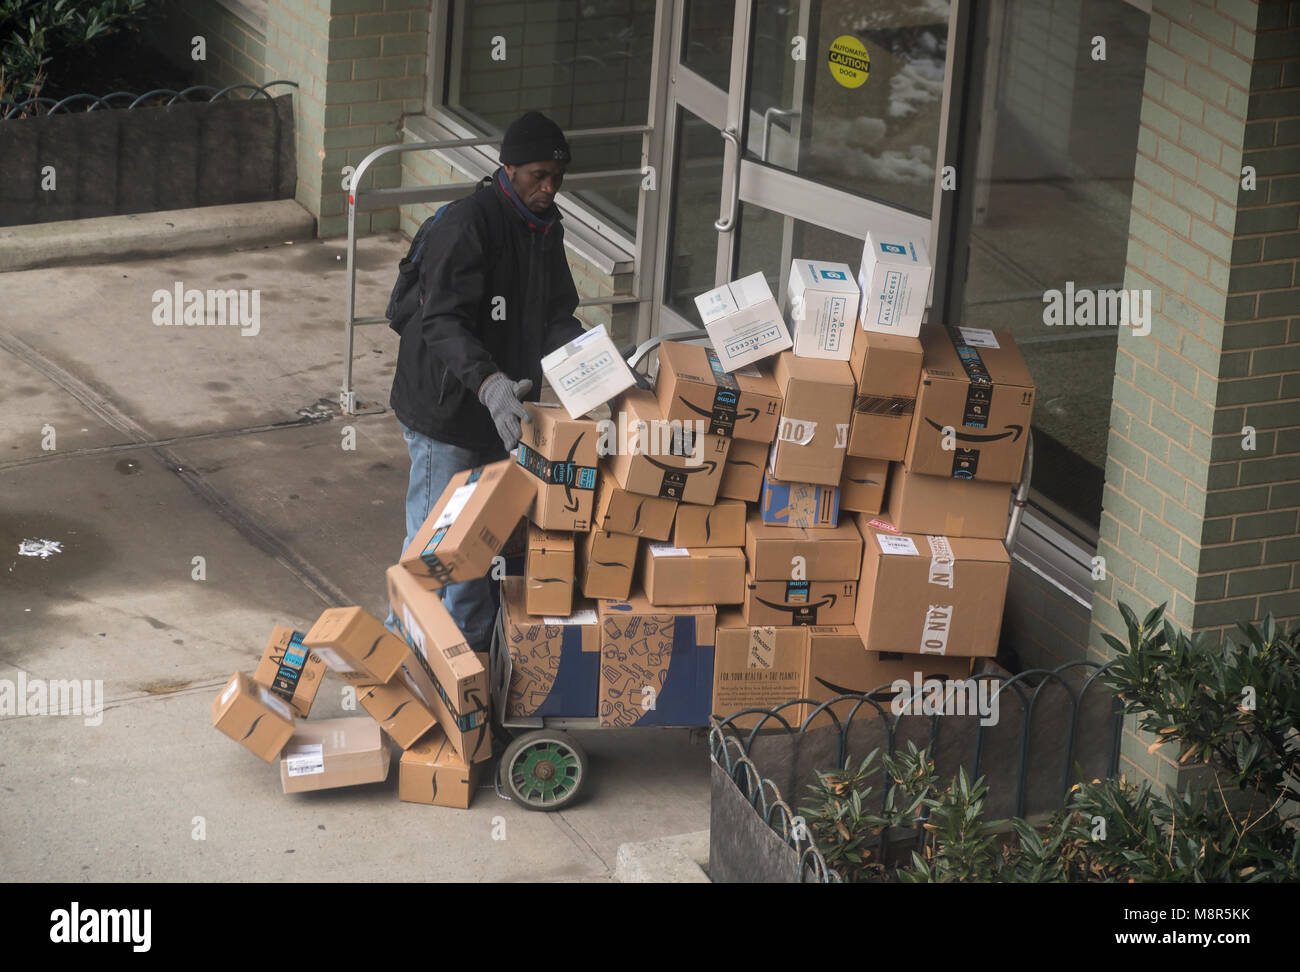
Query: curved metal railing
[{"left": 1, "top": 80, "right": 298, "bottom": 120}]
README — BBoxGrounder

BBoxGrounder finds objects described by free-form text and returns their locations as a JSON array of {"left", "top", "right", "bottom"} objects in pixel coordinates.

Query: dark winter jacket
[{"left": 390, "top": 169, "right": 586, "bottom": 449}]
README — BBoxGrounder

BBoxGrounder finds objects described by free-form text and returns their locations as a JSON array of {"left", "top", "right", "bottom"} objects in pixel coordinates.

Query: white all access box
[
  {"left": 694, "top": 271, "right": 792, "bottom": 372},
  {"left": 787, "top": 259, "right": 859, "bottom": 360},
  {"left": 541, "top": 324, "right": 636, "bottom": 419},
  {"left": 857, "top": 233, "right": 932, "bottom": 338}
]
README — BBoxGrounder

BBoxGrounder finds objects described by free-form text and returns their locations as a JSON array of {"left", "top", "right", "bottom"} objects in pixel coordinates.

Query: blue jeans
[{"left": 385, "top": 422, "right": 506, "bottom": 651}]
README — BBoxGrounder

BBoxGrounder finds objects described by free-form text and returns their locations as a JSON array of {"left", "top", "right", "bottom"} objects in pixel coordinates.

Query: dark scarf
[{"left": 495, "top": 167, "right": 558, "bottom": 232}]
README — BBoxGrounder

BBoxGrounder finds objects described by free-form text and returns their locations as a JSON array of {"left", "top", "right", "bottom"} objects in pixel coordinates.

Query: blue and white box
[
  {"left": 541, "top": 323, "right": 636, "bottom": 419},
  {"left": 786, "top": 259, "right": 860, "bottom": 361},
  {"left": 694, "top": 271, "right": 792, "bottom": 373},
  {"left": 857, "top": 233, "right": 932, "bottom": 338}
]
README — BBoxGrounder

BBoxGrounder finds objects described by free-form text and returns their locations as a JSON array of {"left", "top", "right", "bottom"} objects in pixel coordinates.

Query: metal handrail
[
  {"left": 0, "top": 80, "right": 298, "bottom": 119},
  {"left": 761, "top": 106, "right": 799, "bottom": 162},
  {"left": 714, "top": 127, "right": 741, "bottom": 232}
]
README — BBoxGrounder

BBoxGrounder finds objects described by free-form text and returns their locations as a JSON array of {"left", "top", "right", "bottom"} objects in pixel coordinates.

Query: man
[{"left": 387, "top": 110, "right": 585, "bottom": 649}]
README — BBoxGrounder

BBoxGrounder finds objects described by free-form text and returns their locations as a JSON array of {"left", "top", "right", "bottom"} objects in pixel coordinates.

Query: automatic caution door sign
[{"left": 827, "top": 35, "right": 870, "bottom": 88}]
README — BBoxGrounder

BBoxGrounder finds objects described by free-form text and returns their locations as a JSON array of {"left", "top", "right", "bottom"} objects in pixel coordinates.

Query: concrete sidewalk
[{"left": 0, "top": 226, "right": 709, "bottom": 882}]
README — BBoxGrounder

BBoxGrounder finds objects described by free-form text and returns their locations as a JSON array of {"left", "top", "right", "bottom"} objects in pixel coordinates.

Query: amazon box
[
  {"left": 279, "top": 717, "right": 391, "bottom": 794},
  {"left": 848, "top": 330, "right": 923, "bottom": 461},
  {"left": 787, "top": 259, "right": 859, "bottom": 360},
  {"left": 501, "top": 577, "right": 600, "bottom": 717},
  {"left": 303, "top": 606, "right": 409, "bottom": 686},
  {"left": 518, "top": 402, "right": 599, "bottom": 531},
  {"left": 252, "top": 626, "right": 326, "bottom": 719},
  {"left": 212, "top": 671, "right": 295, "bottom": 763},
  {"left": 719, "top": 436, "right": 768, "bottom": 502},
  {"left": 357, "top": 665, "right": 439, "bottom": 749},
  {"left": 693, "top": 271, "right": 792, "bottom": 372},
  {"left": 400, "top": 460, "right": 534, "bottom": 587},
  {"left": 386, "top": 565, "right": 492, "bottom": 763},
  {"left": 745, "top": 515, "right": 863, "bottom": 580},
  {"left": 886, "top": 464, "right": 1011, "bottom": 539},
  {"left": 596, "top": 594, "right": 717, "bottom": 727},
  {"left": 640, "top": 544, "right": 746, "bottom": 606},
  {"left": 743, "top": 573, "right": 858, "bottom": 626},
  {"left": 541, "top": 323, "right": 636, "bottom": 419},
  {"left": 905, "top": 325, "right": 1035, "bottom": 483},
  {"left": 606, "top": 388, "right": 730, "bottom": 504},
  {"left": 399, "top": 726, "right": 484, "bottom": 809},
  {"left": 855, "top": 515, "right": 1010, "bottom": 657},
  {"left": 655, "top": 341, "right": 782, "bottom": 442},
  {"left": 770, "top": 352, "right": 854, "bottom": 485},
  {"left": 525, "top": 526, "right": 575, "bottom": 616},
  {"left": 577, "top": 528, "right": 639, "bottom": 600},
  {"left": 591, "top": 463, "right": 677, "bottom": 539},
  {"left": 672, "top": 498, "right": 746, "bottom": 548},
  {"left": 857, "top": 232, "right": 931, "bottom": 338},
  {"left": 713, "top": 615, "right": 810, "bottom": 728},
  {"left": 760, "top": 468, "right": 840, "bottom": 528},
  {"left": 840, "top": 456, "right": 889, "bottom": 514}
]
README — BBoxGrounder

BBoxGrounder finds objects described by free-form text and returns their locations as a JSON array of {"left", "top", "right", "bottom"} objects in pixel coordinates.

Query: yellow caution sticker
[{"left": 827, "top": 35, "right": 870, "bottom": 88}]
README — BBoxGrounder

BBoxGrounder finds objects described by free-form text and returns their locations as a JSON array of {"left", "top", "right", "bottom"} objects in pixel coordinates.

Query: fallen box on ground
[
  {"left": 279, "top": 717, "right": 391, "bottom": 794},
  {"left": 606, "top": 388, "right": 730, "bottom": 505},
  {"left": 517, "top": 402, "right": 599, "bottom": 531},
  {"left": 769, "top": 351, "right": 854, "bottom": 486},
  {"left": 212, "top": 671, "right": 296, "bottom": 763},
  {"left": 577, "top": 527, "right": 639, "bottom": 600},
  {"left": 399, "top": 726, "right": 484, "bottom": 809},
  {"left": 886, "top": 463, "right": 1011, "bottom": 539},
  {"left": 541, "top": 323, "right": 636, "bottom": 419},
  {"left": 745, "top": 515, "right": 863, "bottom": 579},
  {"left": 526, "top": 526, "right": 575, "bottom": 617},
  {"left": 357, "top": 665, "right": 439, "bottom": 749},
  {"left": 839, "top": 456, "right": 889, "bottom": 514},
  {"left": 857, "top": 232, "right": 931, "bottom": 338},
  {"left": 654, "top": 341, "right": 782, "bottom": 441},
  {"left": 672, "top": 497, "right": 746, "bottom": 547},
  {"left": 712, "top": 615, "right": 809, "bottom": 729},
  {"left": 303, "top": 606, "right": 409, "bottom": 685},
  {"left": 786, "top": 259, "right": 859, "bottom": 361},
  {"left": 848, "top": 329, "right": 923, "bottom": 461},
  {"left": 640, "top": 543, "right": 746, "bottom": 606},
  {"left": 743, "top": 573, "right": 858, "bottom": 626},
  {"left": 253, "top": 625, "right": 326, "bottom": 719},
  {"left": 399, "top": 460, "right": 534, "bottom": 587},
  {"left": 501, "top": 577, "right": 600, "bottom": 718},
  {"left": 759, "top": 467, "right": 840, "bottom": 528},
  {"left": 591, "top": 463, "right": 677, "bottom": 539},
  {"left": 693, "top": 271, "right": 792, "bottom": 372},
  {"left": 718, "top": 435, "right": 768, "bottom": 503}
]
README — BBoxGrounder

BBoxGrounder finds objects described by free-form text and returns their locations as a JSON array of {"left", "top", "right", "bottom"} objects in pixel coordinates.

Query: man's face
[{"left": 505, "top": 160, "right": 567, "bottom": 214}]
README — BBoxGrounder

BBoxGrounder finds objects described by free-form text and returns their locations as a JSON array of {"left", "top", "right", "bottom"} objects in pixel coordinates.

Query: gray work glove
[{"left": 478, "top": 372, "right": 533, "bottom": 451}]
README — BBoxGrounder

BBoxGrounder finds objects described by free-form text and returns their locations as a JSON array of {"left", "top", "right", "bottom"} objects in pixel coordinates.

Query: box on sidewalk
[
  {"left": 253, "top": 626, "right": 326, "bottom": 718},
  {"left": 577, "top": 527, "right": 640, "bottom": 600},
  {"left": 591, "top": 463, "right": 678, "bottom": 539},
  {"left": 357, "top": 665, "right": 439, "bottom": 749},
  {"left": 672, "top": 498, "right": 746, "bottom": 548},
  {"left": 719, "top": 436, "right": 768, "bottom": 502},
  {"left": 596, "top": 594, "right": 717, "bottom": 727},
  {"left": 847, "top": 330, "right": 923, "bottom": 461},
  {"left": 840, "top": 456, "right": 889, "bottom": 514},
  {"left": 303, "top": 606, "right": 409, "bottom": 686},
  {"left": 743, "top": 573, "right": 858, "bottom": 626},
  {"left": 712, "top": 615, "right": 810, "bottom": 729},
  {"left": 857, "top": 232, "right": 932, "bottom": 338},
  {"left": 399, "top": 460, "right": 535, "bottom": 587},
  {"left": 693, "top": 271, "right": 792, "bottom": 372},
  {"left": 398, "top": 726, "right": 484, "bottom": 809},
  {"left": 640, "top": 544, "right": 746, "bottom": 606},
  {"left": 501, "top": 577, "right": 600, "bottom": 718},
  {"left": 606, "top": 389, "right": 730, "bottom": 505},
  {"left": 745, "top": 515, "right": 863, "bottom": 580},
  {"left": 770, "top": 352, "right": 854, "bottom": 486},
  {"left": 541, "top": 323, "right": 636, "bottom": 419},
  {"left": 759, "top": 468, "right": 841, "bottom": 528},
  {"left": 526, "top": 526, "right": 575, "bottom": 617},
  {"left": 517, "top": 403, "right": 599, "bottom": 531},
  {"left": 854, "top": 515, "right": 1011, "bottom": 657},
  {"left": 654, "top": 342, "right": 782, "bottom": 441},
  {"left": 212, "top": 671, "right": 296, "bottom": 763},
  {"left": 786, "top": 259, "right": 859, "bottom": 360},
  {"left": 905, "top": 325, "right": 1035, "bottom": 483},
  {"left": 886, "top": 463, "right": 1011, "bottom": 539},
  {"left": 279, "top": 717, "right": 391, "bottom": 794}
]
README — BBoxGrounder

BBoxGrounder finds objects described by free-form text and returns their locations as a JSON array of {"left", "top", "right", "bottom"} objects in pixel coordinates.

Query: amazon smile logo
[
  {"left": 924, "top": 418, "right": 1024, "bottom": 443},
  {"left": 679, "top": 397, "right": 761, "bottom": 426},
  {"left": 596, "top": 414, "right": 709, "bottom": 467}
]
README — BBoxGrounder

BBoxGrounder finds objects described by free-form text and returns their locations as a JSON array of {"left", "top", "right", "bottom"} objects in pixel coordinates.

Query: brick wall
[
  {"left": 1000, "top": 0, "right": 1082, "bottom": 175},
  {"left": 147, "top": 1, "right": 270, "bottom": 90}
]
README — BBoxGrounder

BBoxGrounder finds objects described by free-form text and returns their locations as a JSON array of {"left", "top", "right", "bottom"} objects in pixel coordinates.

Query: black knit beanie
[{"left": 499, "top": 111, "right": 571, "bottom": 165}]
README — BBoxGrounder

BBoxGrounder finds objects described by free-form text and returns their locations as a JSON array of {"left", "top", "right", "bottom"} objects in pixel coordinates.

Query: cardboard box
[
  {"left": 640, "top": 544, "right": 746, "bottom": 606},
  {"left": 591, "top": 464, "right": 677, "bottom": 539},
  {"left": 759, "top": 468, "right": 840, "bottom": 528},
  {"left": 745, "top": 515, "right": 863, "bottom": 580},
  {"left": 303, "top": 607, "right": 409, "bottom": 686},
  {"left": 211, "top": 671, "right": 295, "bottom": 763},
  {"left": 279, "top": 717, "right": 391, "bottom": 794},
  {"left": 712, "top": 614, "right": 809, "bottom": 729},
  {"left": 719, "top": 436, "right": 768, "bottom": 502},
  {"left": 525, "top": 526, "right": 575, "bottom": 617},
  {"left": 386, "top": 565, "right": 492, "bottom": 763},
  {"left": 840, "top": 456, "right": 889, "bottom": 514},
  {"left": 654, "top": 342, "right": 782, "bottom": 442},
  {"left": 693, "top": 271, "right": 792, "bottom": 372},
  {"left": 770, "top": 352, "right": 854, "bottom": 486},
  {"left": 577, "top": 528, "right": 640, "bottom": 600},
  {"left": 541, "top": 323, "right": 636, "bottom": 419},
  {"left": 357, "top": 665, "right": 440, "bottom": 749},
  {"left": 848, "top": 330, "right": 923, "bottom": 461},
  {"left": 252, "top": 626, "right": 326, "bottom": 719},
  {"left": 517, "top": 402, "right": 599, "bottom": 531},
  {"left": 399, "top": 460, "right": 534, "bottom": 587},
  {"left": 905, "top": 325, "right": 1036, "bottom": 483},
  {"left": 857, "top": 232, "right": 932, "bottom": 338},
  {"left": 501, "top": 577, "right": 600, "bottom": 717},
  {"left": 596, "top": 594, "right": 717, "bottom": 727},
  {"left": 399, "top": 726, "right": 484, "bottom": 809},
  {"left": 606, "top": 388, "right": 730, "bottom": 504},
  {"left": 743, "top": 573, "right": 858, "bottom": 626},
  {"left": 786, "top": 259, "right": 859, "bottom": 360},
  {"left": 672, "top": 498, "right": 746, "bottom": 548},
  {"left": 854, "top": 515, "right": 1011, "bottom": 657},
  {"left": 886, "top": 463, "right": 1011, "bottom": 539}
]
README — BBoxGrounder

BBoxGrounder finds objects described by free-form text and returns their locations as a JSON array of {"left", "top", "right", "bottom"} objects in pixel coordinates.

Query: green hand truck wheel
[{"left": 498, "top": 730, "right": 588, "bottom": 811}]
